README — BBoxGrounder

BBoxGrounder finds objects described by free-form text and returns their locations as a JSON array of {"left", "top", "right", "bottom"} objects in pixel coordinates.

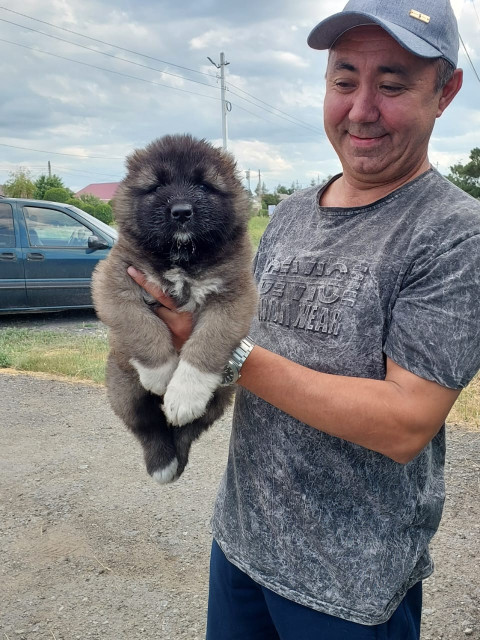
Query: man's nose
[{"left": 348, "top": 87, "right": 380, "bottom": 123}]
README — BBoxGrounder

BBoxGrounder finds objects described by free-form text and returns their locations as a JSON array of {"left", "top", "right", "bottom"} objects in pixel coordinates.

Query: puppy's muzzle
[{"left": 170, "top": 203, "right": 193, "bottom": 225}]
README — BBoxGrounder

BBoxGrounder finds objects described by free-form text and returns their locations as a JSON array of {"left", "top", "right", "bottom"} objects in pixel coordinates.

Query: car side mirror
[{"left": 88, "top": 235, "right": 109, "bottom": 251}]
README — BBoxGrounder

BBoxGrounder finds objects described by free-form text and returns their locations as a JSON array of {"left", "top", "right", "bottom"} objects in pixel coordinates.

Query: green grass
[
  {"left": 448, "top": 375, "right": 480, "bottom": 428},
  {"left": 0, "top": 329, "right": 479, "bottom": 427},
  {"left": 248, "top": 215, "right": 269, "bottom": 250},
  {"left": 1, "top": 211, "right": 479, "bottom": 429},
  {"left": 0, "top": 328, "right": 109, "bottom": 384}
]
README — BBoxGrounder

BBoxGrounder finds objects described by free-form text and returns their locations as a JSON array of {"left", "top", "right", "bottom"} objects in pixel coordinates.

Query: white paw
[
  {"left": 152, "top": 458, "right": 179, "bottom": 484},
  {"left": 163, "top": 360, "right": 221, "bottom": 426},
  {"left": 130, "top": 356, "right": 179, "bottom": 396}
]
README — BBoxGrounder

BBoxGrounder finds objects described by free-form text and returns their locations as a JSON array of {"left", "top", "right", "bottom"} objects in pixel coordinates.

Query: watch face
[{"left": 223, "top": 368, "right": 235, "bottom": 384}]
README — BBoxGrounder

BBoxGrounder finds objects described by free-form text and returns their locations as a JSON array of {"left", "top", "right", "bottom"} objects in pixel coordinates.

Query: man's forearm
[{"left": 237, "top": 345, "right": 459, "bottom": 464}]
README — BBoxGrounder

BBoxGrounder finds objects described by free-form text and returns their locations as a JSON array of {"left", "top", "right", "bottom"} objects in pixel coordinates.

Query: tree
[
  {"left": 33, "top": 174, "right": 69, "bottom": 200},
  {"left": 44, "top": 187, "right": 72, "bottom": 203},
  {"left": 3, "top": 168, "right": 35, "bottom": 198},
  {"left": 262, "top": 193, "right": 281, "bottom": 207},
  {"left": 446, "top": 148, "right": 480, "bottom": 199},
  {"left": 275, "top": 184, "right": 294, "bottom": 195},
  {"left": 65, "top": 194, "right": 114, "bottom": 224},
  {"left": 78, "top": 193, "right": 103, "bottom": 207}
]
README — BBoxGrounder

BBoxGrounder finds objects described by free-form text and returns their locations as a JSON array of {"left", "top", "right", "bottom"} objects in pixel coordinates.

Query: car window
[
  {"left": 65, "top": 205, "right": 117, "bottom": 240},
  {"left": 23, "top": 206, "right": 93, "bottom": 248},
  {"left": 0, "top": 203, "right": 15, "bottom": 247}
]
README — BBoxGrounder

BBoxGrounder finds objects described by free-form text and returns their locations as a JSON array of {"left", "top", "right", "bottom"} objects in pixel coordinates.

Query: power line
[
  {"left": 459, "top": 33, "right": 480, "bottom": 83},
  {"left": 227, "top": 88, "right": 323, "bottom": 135},
  {"left": 0, "top": 37, "right": 325, "bottom": 137},
  {"left": 471, "top": 0, "right": 480, "bottom": 27},
  {"left": 0, "top": 163, "right": 122, "bottom": 182},
  {"left": 0, "top": 5, "right": 325, "bottom": 135},
  {"left": 226, "top": 80, "right": 323, "bottom": 134},
  {"left": 0, "top": 38, "right": 223, "bottom": 103},
  {"left": 51, "top": 166, "right": 122, "bottom": 179},
  {"left": 0, "top": 16, "right": 219, "bottom": 92},
  {"left": 0, "top": 142, "right": 124, "bottom": 160},
  {"left": 232, "top": 101, "right": 301, "bottom": 129},
  {"left": 0, "top": 5, "right": 216, "bottom": 79}
]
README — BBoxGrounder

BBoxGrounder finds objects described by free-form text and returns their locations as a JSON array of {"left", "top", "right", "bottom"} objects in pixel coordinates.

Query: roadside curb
[{"left": 0, "top": 367, "right": 104, "bottom": 388}]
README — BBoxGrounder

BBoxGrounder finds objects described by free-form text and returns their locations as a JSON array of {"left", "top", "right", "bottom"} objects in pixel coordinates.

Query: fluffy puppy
[{"left": 92, "top": 134, "right": 257, "bottom": 483}]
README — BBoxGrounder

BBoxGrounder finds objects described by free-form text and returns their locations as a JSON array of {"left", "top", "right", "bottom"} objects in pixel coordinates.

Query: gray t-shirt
[{"left": 211, "top": 169, "right": 480, "bottom": 625}]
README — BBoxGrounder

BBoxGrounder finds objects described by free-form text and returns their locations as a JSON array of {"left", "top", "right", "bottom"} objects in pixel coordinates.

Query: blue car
[{"left": 0, "top": 197, "right": 117, "bottom": 314}]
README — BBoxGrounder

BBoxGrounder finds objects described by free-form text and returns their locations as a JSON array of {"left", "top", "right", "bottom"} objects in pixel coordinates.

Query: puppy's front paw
[
  {"left": 163, "top": 360, "right": 221, "bottom": 426},
  {"left": 130, "top": 356, "right": 179, "bottom": 396}
]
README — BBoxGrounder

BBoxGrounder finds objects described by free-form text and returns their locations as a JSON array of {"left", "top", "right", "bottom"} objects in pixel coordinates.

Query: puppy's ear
[
  {"left": 123, "top": 150, "right": 159, "bottom": 191},
  {"left": 125, "top": 149, "right": 147, "bottom": 172}
]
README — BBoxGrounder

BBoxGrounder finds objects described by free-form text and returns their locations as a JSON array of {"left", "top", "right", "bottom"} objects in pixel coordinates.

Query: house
[{"left": 75, "top": 182, "right": 120, "bottom": 202}]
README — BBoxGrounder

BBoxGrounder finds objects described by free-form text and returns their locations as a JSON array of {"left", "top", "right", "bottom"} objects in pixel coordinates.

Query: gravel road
[{"left": 1, "top": 310, "right": 479, "bottom": 639}]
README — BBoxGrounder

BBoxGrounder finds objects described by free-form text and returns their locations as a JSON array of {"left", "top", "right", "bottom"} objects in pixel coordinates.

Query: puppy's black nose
[{"left": 171, "top": 203, "right": 193, "bottom": 224}]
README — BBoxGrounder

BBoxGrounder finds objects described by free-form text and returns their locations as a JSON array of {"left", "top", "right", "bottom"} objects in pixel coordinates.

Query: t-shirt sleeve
[{"left": 384, "top": 233, "right": 480, "bottom": 389}]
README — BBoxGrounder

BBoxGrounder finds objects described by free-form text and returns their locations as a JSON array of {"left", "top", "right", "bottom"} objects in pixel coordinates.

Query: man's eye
[
  {"left": 381, "top": 85, "right": 404, "bottom": 93},
  {"left": 333, "top": 80, "right": 355, "bottom": 91}
]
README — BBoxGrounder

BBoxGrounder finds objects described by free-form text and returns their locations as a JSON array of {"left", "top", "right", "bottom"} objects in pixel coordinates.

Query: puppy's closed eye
[
  {"left": 198, "top": 182, "right": 216, "bottom": 194},
  {"left": 143, "top": 184, "right": 159, "bottom": 194}
]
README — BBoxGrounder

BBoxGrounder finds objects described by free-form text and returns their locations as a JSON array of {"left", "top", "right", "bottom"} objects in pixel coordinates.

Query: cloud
[{"left": 0, "top": 0, "right": 478, "bottom": 193}]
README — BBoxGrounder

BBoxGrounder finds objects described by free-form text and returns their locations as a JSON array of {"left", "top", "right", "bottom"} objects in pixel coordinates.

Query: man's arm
[
  {"left": 127, "top": 266, "right": 460, "bottom": 465},
  {"left": 238, "top": 346, "right": 460, "bottom": 464}
]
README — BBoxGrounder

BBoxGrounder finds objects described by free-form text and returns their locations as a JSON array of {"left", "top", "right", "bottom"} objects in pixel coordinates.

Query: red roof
[{"left": 75, "top": 182, "right": 120, "bottom": 202}]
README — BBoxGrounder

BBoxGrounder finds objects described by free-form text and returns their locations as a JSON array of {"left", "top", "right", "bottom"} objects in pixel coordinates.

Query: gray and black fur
[{"left": 92, "top": 134, "right": 257, "bottom": 483}]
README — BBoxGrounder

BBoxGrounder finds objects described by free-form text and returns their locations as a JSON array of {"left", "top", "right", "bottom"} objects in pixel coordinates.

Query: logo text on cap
[{"left": 409, "top": 9, "right": 431, "bottom": 23}]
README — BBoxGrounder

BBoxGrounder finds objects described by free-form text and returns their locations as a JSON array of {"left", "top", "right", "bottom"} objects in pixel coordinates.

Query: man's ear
[{"left": 436, "top": 68, "right": 463, "bottom": 118}]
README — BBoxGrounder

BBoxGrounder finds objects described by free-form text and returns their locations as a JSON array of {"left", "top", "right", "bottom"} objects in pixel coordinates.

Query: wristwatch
[{"left": 220, "top": 336, "right": 255, "bottom": 386}]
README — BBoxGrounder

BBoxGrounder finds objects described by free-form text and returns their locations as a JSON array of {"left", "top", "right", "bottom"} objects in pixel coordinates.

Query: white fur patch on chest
[{"left": 148, "top": 268, "right": 224, "bottom": 312}]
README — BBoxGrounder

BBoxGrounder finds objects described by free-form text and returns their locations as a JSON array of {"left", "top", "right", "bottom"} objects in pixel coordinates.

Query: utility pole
[
  {"left": 48, "top": 161, "right": 51, "bottom": 178},
  {"left": 256, "top": 170, "right": 262, "bottom": 197},
  {"left": 207, "top": 52, "right": 230, "bottom": 150},
  {"left": 245, "top": 170, "right": 251, "bottom": 193}
]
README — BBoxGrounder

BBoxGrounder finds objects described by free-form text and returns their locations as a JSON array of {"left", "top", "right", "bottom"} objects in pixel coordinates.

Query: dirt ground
[{"left": 1, "top": 310, "right": 479, "bottom": 639}]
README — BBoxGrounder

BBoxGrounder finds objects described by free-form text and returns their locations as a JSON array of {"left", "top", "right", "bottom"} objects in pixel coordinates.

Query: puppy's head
[{"left": 114, "top": 134, "right": 249, "bottom": 267}]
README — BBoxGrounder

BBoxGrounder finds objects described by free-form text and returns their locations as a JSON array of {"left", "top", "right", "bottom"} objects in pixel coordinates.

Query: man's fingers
[
  {"left": 126, "top": 265, "right": 194, "bottom": 351},
  {"left": 127, "top": 266, "right": 177, "bottom": 310}
]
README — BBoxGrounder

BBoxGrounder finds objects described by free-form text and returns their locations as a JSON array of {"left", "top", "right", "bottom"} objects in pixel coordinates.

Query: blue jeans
[{"left": 206, "top": 539, "right": 422, "bottom": 640}]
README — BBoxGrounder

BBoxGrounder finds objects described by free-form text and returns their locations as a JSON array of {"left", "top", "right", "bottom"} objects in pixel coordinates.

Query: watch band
[{"left": 220, "top": 336, "right": 255, "bottom": 386}]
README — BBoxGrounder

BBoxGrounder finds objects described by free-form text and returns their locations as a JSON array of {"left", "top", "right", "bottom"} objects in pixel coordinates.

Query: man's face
[{"left": 324, "top": 26, "right": 444, "bottom": 185}]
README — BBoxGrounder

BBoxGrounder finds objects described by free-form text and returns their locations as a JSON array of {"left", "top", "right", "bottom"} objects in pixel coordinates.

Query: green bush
[
  {"left": 81, "top": 203, "right": 95, "bottom": 215},
  {"left": 66, "top": 198, "right": 86, "bottom": 209},
  {"left": 94, "top": 203, "right": 114, "bottom": 225},
  {"left": 44, "top": 187, "right": 72, "bottom": 203}
]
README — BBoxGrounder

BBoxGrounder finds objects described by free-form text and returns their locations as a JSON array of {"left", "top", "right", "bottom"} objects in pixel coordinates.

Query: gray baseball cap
[{"left": 307, "top": 0, "right": 459, "bottom": 67}]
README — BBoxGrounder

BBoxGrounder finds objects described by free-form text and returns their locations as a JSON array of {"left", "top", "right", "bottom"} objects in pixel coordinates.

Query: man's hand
[{"left": 127, "top": 266, "right": 194, "bottom": 351}]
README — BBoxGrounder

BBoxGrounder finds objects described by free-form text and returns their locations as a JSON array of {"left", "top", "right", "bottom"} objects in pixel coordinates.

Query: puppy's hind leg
[
  {"left": 106, "top": 355, "right": 179, "bottom": 484},
  {"left": 173, "top": 386, "right": 234, "bottom": 478}
]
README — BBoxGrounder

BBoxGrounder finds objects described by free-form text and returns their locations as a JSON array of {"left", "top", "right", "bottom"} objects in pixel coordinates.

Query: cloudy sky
[{"left": 0, "top": 0, "right": 479, "bottom": 194}]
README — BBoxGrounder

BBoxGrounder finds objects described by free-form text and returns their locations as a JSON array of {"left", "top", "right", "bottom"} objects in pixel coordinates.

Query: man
[{"left": 128, "top": 0, "right": 480, "bottom": 636}]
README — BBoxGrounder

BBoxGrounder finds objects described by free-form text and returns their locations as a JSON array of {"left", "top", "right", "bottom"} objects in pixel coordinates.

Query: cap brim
[{"left": 307, "top": 11, "right": 443, "bottom": 60}]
